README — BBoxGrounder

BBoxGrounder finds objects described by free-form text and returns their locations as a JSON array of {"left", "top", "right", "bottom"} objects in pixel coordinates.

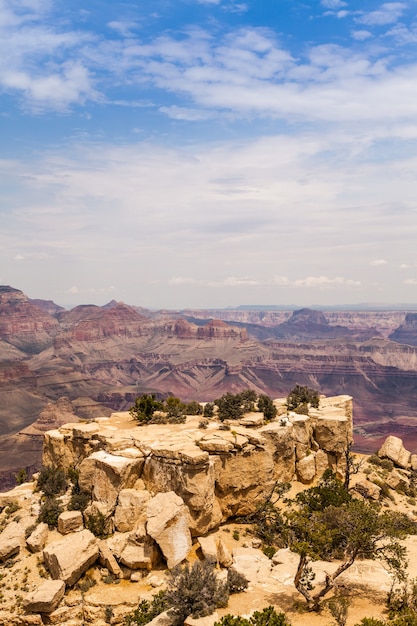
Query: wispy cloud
[{"left": 356, "top": 3, "right": 406, "bottom": 26}]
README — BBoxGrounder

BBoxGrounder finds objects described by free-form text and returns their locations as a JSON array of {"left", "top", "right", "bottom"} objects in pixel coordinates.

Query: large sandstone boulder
[
  {"left": 296, "top": 454, "right": 316, "bottom": 484},
  {"left": 143, "top": 454, "right": 221, "bottom": 536},
  {"left": 146, "top": 492, "right": 192, "bottom": 568},
  {"left": 23, "top": 580, "right": 65, "bottom": 614},
  {"left": 114, "top": 488, "right": 151, "bottom": 532},
  {"left": 78, "top": 450, "right": 145, "bottom": 510},
  {"left": 0, "top": 521, "right": 24, "bottom": 561},
  {"left": 43, "top": 529, "right": 99, "bottom": 587},
  {"left": 378, "top": 436, "right": 411, "bottom": 469}
]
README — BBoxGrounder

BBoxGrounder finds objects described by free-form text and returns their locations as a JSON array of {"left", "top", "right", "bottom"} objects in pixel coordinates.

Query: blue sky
[{"left": 1, "top": 0, "right": 417, "bottom": 309}]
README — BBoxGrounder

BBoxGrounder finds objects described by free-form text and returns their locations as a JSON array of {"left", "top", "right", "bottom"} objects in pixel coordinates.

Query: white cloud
[
  {"left": 404, "top": 278, "right": 417, "bottom": 285},
  {"left": 400, "top": 263, "right": 410, "bottom": 269},
  {"left": 321, "top": 0, "right": 347, "bottom": 8},
  {"left": 370, "top": 259, "right": 388, "bottom": 266},
  {"left": 356, "top": 3, "right": 406, "bottom": 26},
  {"left": 351, "top": 30, "right": 373, "bottom": 40}
]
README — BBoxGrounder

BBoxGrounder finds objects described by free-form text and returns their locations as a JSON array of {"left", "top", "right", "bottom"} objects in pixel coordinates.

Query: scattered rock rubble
[{"left": 0, "top": 395, "right": 415, "bottom": 625}]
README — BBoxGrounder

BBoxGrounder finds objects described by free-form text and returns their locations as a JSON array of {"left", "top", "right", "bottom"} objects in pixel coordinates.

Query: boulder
[
  {"left": 386, "top": 469, "right": 410, "bottom": 492},
  {"left": 98, "top": 539, "right": 122, "bottom": 577},
  {"left": 217, "top": 538, "right": 233, "bottom": 568},
  {"left": 296, "top": 454, "right": 316, "bottom": 484},
  {"left": 26, "top": 523, "right": 49, "bottom": 553},
  {"left": 198, "top": 535, "right": 218, "bottom": 563},
  {"left": 354, "top": 480, "right": 381, "bottom": 500},
  {"left": 231, "top": 547, "right": 272, "bottom": 584},
  {"left": 120, "top": 542, "right": 159, "bottom": 570},
  {"left": 114, "top": 489, "right": 151, "bottom": 532},
  {"left": 146, "top": 492, "right": 192, "bottom": 568},
  {"left": 378, "top": 436, "right": 411, "bottom": 469},
  {"left": 78, "top": 449, "right": 144, "bottom": 510},
  {"left": 0, "top": 521, "right": 24, "bottom": 561},
  {"left": 23, "top": 580, "right": 65, "bottom": 614},
  {"left": 143, "top": 455, "right": 221, "bottom": 536},
  {"left": 57, "top": 510, "right": 83, "bottom": 535},
  {"left": 43, "top": 529, "right": 99, "bottom": 587}
]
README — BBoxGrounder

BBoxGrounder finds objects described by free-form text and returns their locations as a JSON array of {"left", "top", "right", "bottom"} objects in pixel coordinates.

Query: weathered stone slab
[
  {"left": 26, "top": 523, "right": 49, "bottom": 553},
  {"left": 43, "top": 529, "right": 99, "bottom": 587},
  {"left": 23, "top": 580, "right": 65, "bottom": 614},
  {"left": 296, "top": 454, "right": 316, "bottom": 484},
  {"left": 146, "top": 492, "right": 192, "bottom": 568},
  {"left": 98, "top": 539, "right": 122, "bottom": 577},
  {"left": 198, "top": 535, "right": 217, "bottom": 563},
  {"left": 57, "top": 510, "right": 83, "bottom": 535},
  {"left": 0, "top": 522, "right": 23, "bottom": 561}
]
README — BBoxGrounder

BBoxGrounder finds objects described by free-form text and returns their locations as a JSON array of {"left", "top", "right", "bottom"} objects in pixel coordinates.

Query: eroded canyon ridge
[{"left": 1, "top": 284, "right": 417, "bottom": 489}]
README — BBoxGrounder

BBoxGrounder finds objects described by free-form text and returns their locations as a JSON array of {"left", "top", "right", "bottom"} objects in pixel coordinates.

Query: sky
[{"left": 1, "top": 0, "right": 417, "bottom": 309}]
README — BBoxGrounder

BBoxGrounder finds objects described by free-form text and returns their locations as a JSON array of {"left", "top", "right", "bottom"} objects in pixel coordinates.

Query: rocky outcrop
[
  {"left": 378, "top": 435, "right": 411, "bottom": 469},
  {"left": 390, "top": 313, "right": 417, "bottom": 346},
  {"left": 146, "top": 492, "right": 192, "bottom": 568},
  {"left": 42, "top": 396, "right": 352, "bottom": 538}
]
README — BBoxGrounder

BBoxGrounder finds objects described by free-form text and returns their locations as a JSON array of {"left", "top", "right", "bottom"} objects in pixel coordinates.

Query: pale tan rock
[
  {"left": 239, "top": 413, "right": 264, "bottom": 427},
  {"left": 105, "top": 532, "right": 129, "bottom": 560},
  {"left": 314, "top": 449, "right": 330, "bottom": 476},
  {"left": 386, "top": 469, "right": 410, "bottom": 491},
  {"left": 43, "top": 529, "right": 99, "bottom": 587},
  {"left": 23, "top": 580, "right": 65, "bottom": 614},
  {"left": 16, "top": 615, "right": 43, "bottom": 625},
  {"left": 354, "top": 479, "right": 381, "bottom": 500},
  {"left": 231, "top": 547, "right": 272, "bottom": 584},
  {"left": 184, "top": 613, "right": 219, "bottom": 626},
  {"left": 0, "top": 521, "right": 23, "bottom": 561},
  {"left": 43, "top": 604, "right": 84, "bottom": 624},
  {"left": 120, "top": 542, "right": 159, "bottom": 570},
  {"left": 78, "top": 449, "right": 144, "bottom": 510},
  {"left": 57, "top": 510, "right": 83, "bottom": 535},
  {"left": 411, "top": 454, "right": 417, "bottom": 471},
  {"left": 290, "top": 415, "right": 313, "bottom": 445},
  {"left": 97, "top": 539, "right": 122, "bottom": 577},
  {"left": 198, "top": 535, "right": 218, "bottom": 563},
  {"left": 217, "top": 538, "right": 233, "bottom": 568},
  {"left": 114, "top": 488, "right": 151, "bottom": 532},
  {"left": 311, "top": 413, "right": 351, "bottom": 454},
  {"left": 198, "top": 436, "right": 234, "bottom": 453},
  {"left": 259, "top": 423, "right": 296, "bottom": 481},
  {"left": 271, "top": 548, "right": 300, "bottom": 585},
  {"left": 26, "top": 522, "right": 49, "bottom": 553},
  {"left": 214, "top": 447, "right": 276, "bottom": 518},
  {"left": 296, "top": 454, "right": 316, "bottom": 484},
  {"left": 146, "top": 491, "right": 192, "bottom": 568},
  {"left": 146, "top": 610, "right": 175, "bottom": 626},
  {"left": 378, "top": 436, "right": 411, "bottom": 469},
  {"left": 143, "top": 456, "right": 222, "bottom": 536}
]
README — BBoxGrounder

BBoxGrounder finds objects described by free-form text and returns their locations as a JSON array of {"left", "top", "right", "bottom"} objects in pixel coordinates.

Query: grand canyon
[{"left": 1, "top": 284, "right": 417, "bottom": 489}]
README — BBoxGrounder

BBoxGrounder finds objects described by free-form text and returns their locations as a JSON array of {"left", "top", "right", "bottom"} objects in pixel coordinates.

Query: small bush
[
  {"left": 37, "top": 466, "right": 68, "bottom": 498},
  {"left": 124, "top": 591, "right": 169, "bottom": 626},
  {"left": 368, "top": 455, "right": 394, "bottom": 472},
  {"left": 215, "top": 606, "right": 291, "bottom": 626},
  {"left": 199, "top": 419, "right": 209, "bottom": 429},
  {"left": 262, "top": 546, "right": 276, "bottom": 559},
  {"left": 86, "top": 511, "right": 107, "bottom": 538},
  {"left": 166, "top": 561, "right": 229, "bottom": 625},
  {"left": 38, "top": 497, "right": 62, "bottom": 528},
  {"left": 227, "top": 568, "right": 248, "bottom": 594},
  {"left": 68, "top": 490, "right": 90, "bottom": 512},
  {"left": 5, "top": 502, "right": 20, "bottom": 516}
]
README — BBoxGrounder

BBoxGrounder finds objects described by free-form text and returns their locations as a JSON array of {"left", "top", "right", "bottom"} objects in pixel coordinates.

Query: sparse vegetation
[
  {"left": 124, "top": 591, "right": 169, "bottom": 626},
  {"left": 214, "top": 606, "right": 292, "bottom": 626},
  {"left": 38, "top": 496, "right": 62, "bottom": 528},
  {"left": 37, "top": 465, "right": 68, "bottom": 497},
  {"left": 286, "top": 384, "right": 320, "bottom": 414},
  {"left": 165, "top": 560, "right": 229, "bottom": 625}
]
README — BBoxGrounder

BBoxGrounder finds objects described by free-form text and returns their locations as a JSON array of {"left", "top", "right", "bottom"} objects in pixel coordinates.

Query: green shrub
[
  {"left": 286, "top": 385, "right": 320, "bottom": 412},
  {"left": 166, "top": 561, "right": 229, "bottom": 625},
  {"left": 124, "top": 591, "right": 169, "bottom": 626},
  {"left": 215, "top": 606, "right": 291, "bottom": 626},
  {"left": 37, "top": 466, "right": 68, "bottom": 498},
  {"left": 38, "top": 497, "right": 62, "bottom": 528},
  {"left": 368, "top": 455, "right": 394, "bottom": 472},
  {"left": 203, "top": 403, "right": 215, "bottom": 418},
  {"left": 68, "top": 490, "right": 90, "bottom": 512},
  {"left": 86, "top": 511, "right": 107, "bottom": 538}
]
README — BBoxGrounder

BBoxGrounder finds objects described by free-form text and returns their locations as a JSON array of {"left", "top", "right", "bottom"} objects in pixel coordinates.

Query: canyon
[{"left": 1, "top": 284, "right": 417, "bottom": 489}]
